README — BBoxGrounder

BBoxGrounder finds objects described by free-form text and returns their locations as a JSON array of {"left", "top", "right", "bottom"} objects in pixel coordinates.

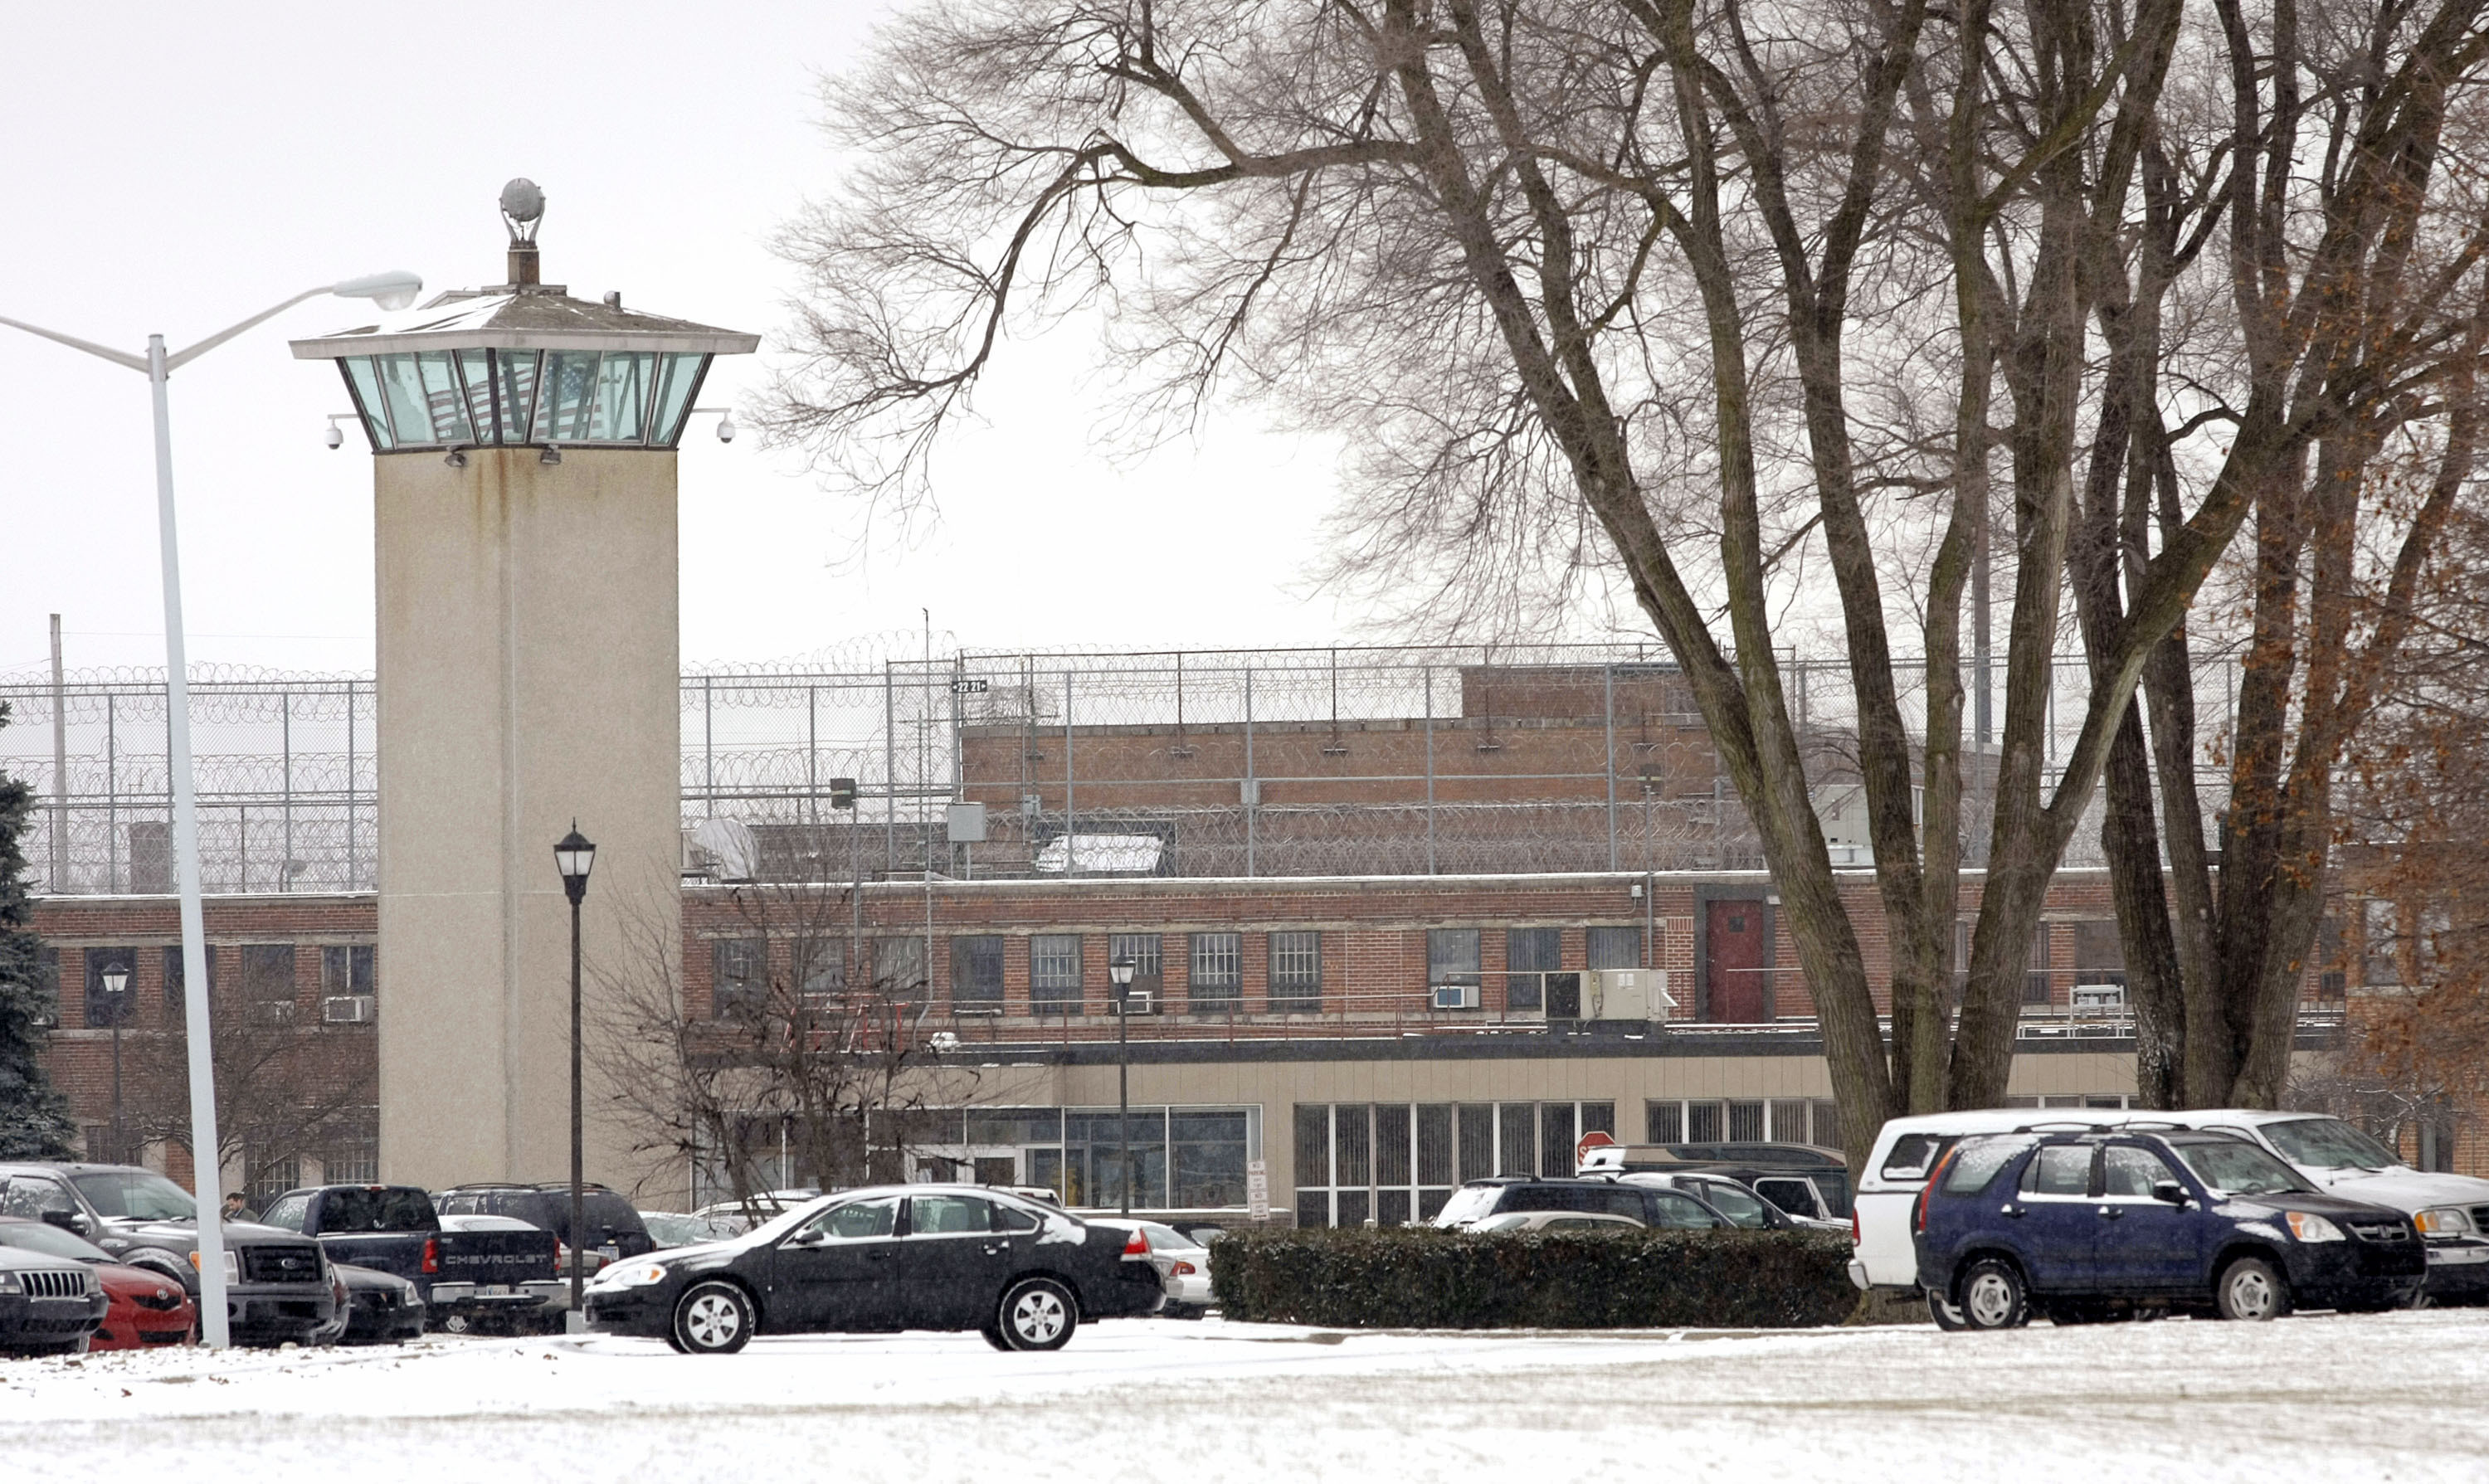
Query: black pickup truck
[
  {"left": 0, "top": 1161, "right": 334, "bottom": 1346},
  {"left": 259, "top": 1185, "right": 564, "bottom": 1332}
]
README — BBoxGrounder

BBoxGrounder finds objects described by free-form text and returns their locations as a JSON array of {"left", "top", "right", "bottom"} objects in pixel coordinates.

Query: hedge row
[{"left": 1207, "top": 1227, "right": 1857, "bottom": 1329}]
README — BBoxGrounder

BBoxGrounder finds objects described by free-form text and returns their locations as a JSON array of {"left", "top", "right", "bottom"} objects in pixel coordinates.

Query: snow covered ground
[{"left": 6, "top": 1308, "right": 2487, "bottom": 1481}]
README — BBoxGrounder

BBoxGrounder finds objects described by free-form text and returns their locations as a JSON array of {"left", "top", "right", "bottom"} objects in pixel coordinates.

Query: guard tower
[{"left": 294, "top": 181, "right": 757, "bottom": 1191}]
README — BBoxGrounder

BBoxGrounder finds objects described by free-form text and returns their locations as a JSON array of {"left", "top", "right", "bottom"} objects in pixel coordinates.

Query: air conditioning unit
[
  {"left": 1431, "top": 983, "right": 1481, "bottom": 1010},
  {"left": 322, "top": 995, "right": 376, "bottom": 1024},
  {"left": 1590, "top": 969, "right": 1675, "bottom": 1021},
  {"left": 1117, "top": 987, "right": 1162, "bottom": 1015}
]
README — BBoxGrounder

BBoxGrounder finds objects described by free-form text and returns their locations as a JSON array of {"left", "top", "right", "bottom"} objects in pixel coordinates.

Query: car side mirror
[
  {"left": 785, "top": 1229, "right": 826, "bottom": 1248},
  {"left": 2150, "top": 1180, "right": 2188, "bottom": 1205},
  {"left": 39, "top": 1209, "right": 80, "bottom": 1231}
]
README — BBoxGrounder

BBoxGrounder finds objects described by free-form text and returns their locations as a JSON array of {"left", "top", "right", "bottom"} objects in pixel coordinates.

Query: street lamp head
[
  {"left": 331, "top": 270, "right": 425, "bottom": 313},
  {"left": 101, "top": 965, "right": 130, "bottom": 998},
  {"left": 553, "top": 821, "right": 597, "bottom": 903},
  {"left": 1108, "top": 953, "right": 1136, "bottom": 990}
]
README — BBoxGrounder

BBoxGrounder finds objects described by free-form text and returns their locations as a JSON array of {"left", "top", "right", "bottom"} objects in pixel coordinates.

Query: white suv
[{"left": 1850, "top": 1108, "right": 2489, "bottom": 1306}]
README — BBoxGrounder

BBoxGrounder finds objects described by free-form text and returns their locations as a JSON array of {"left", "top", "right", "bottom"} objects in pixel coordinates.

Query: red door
[{"left": 1705, "top": 899, "right": 1767, "bottom": 1022}]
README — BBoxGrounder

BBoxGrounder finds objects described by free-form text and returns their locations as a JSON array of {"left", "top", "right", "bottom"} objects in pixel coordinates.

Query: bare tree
[
  {"left": 120, "top": 985, "right": 376, "bottom": 1184},
  {"left": 769, "top": 0, "right": 2489, "bottom": 1155},
  {"left": 592, "top": 874, "right": 961, "bottom": 1210}
]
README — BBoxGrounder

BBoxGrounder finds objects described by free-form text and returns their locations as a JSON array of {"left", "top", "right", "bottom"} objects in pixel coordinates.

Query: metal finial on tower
[{"left": 499, "top": 178, "right": 546, "bottom": 286}]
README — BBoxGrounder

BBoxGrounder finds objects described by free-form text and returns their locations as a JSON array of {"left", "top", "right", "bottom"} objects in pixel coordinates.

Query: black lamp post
[
  {"left": 1107, "top": 951, "right": 1137, "bottom": 1217},
  {"left": 553, "top": 823, "right": 596, "bottom": 1327},
  {"left": 101, "top": 963, "right": 130, "bottom": 1162}
]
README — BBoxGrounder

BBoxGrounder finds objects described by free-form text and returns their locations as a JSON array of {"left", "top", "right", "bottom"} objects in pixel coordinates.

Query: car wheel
[
  {"left": 1927, "top": 1291, "right": 1970, "bottom": 1331},
  {"left": 1956, "top": 1259, "right": 2029, "bottom": 1331},
  {"left": 2214, "top": 1256, "right": 2291, "bottom": 1322},
  {"left": 996, "top": 1277, "right": 1078, "bottom": 1351},
  {"left": 438, "top": 1311, "right": 472, "bottom": 1336},
  {"left": 671, "top": 1281, "right": 754, "bottom": 1355},
  {"left": 979, "top": 1323, "right": 1011, "bottom": 1352},
  {"left": 663, "top": 1325, "right": 689, "bottom": 1354}
]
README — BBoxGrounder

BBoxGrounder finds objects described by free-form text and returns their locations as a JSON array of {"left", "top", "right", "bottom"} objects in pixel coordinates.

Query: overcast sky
[{"left": 0, "top": 1, "right": 1421, "bottom": 681}]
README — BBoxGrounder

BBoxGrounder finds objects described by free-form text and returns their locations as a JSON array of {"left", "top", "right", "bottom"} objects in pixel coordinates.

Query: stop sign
[{"left": 1576, "top": 1129, "right": 1618, "bottom": 1161}]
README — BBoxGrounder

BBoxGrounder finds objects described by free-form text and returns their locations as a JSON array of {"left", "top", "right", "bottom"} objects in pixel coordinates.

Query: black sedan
[
  {"left": 581, "top": 1185, "right": 1164, "bottom": 1354},
  {"left": 0, "top": 1243, "right": 107, "bottom": 1356}
]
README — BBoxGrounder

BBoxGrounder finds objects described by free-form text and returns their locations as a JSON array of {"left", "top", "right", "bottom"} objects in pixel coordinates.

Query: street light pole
[
  {"left": 101, "top": 964, "right": 130, "bottom": 1162},
  {"left": 1, "top": 270, "right": 422, "bottom": 1350},
  {"left": 553, "top": 825, "right": 597, "bottom": 1331},
  {"left": 1108, "top": 952, "right": 1137, "bottom": 1217}
]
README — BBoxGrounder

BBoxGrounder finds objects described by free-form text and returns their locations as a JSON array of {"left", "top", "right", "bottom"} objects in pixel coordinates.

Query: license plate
[{"left": 478, "top": 1284, "right": 511, "bottom": 1297}]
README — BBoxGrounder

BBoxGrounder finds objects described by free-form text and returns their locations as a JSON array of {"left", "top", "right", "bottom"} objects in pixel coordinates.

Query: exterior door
[
  {"left": 1704, "top": 900, "right": 1768, "bottom": 1022},
  {"left": 2092, "top": 1144, "right": 2201, "bottom": 1290},
  {"left": 901, "top": 1193, "right": 1019, "bottom": 1327},
  {"left": 768, "top": 1194, "right": 904, "bottom": 1331},
  {"left": 2009, "top": 1145, "right": 2101, "bottom": 1291}
]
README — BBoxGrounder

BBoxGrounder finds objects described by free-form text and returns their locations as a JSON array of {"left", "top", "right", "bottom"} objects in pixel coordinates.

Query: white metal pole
[{"left": 149, "top": 334, "right": 231, "bottom": 1349}]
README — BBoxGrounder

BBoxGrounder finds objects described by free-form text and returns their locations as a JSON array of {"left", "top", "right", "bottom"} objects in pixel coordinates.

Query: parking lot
[{"left": 6, "top": 1307, "right": 2487, "bottom": 1481}]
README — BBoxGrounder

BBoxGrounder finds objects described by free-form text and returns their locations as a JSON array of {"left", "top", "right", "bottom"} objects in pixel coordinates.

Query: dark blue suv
[{"left": 1915, "top": 1129, "right": 2425, "bottom": 1328}]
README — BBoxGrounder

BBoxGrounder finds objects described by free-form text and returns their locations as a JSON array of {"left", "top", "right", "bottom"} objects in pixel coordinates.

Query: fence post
[
  {"left": 280, "top": 692, "right": 292, "bottom": 893},
  {"left": 345, "top": 681, "right": 357, "bottom": 892},
  {"left": 107, "top": 694, "right": 118, "bottom": 893},
  {"left": 47, "top": 615, "right": 66, "bottom": 891},
  {"left": 1244, "top": 667, "right": 1256, "bottom": 878},
  {"left": 1604, "top": 663, "right": 1618, "bottom": 872},
  {"left": 1424, "top": 665, "right": 1435, "bottom": 875},
  {"left": 884, "top": 663, "right": 898, "bottom": 877},
  {"left": 1064, "top": 669, "right": 1076, "bottom": 876}
]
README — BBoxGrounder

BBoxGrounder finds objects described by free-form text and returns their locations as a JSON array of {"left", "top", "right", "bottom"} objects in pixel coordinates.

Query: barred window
[
  {"left": 1030, "top": 934, "right": 1083, "bottom": 1009},
  {"left": 951, "top": 936, "right": 1005, "bottom": 1009},
  {"left": 713, "top": 937, "right": 767, "bottom": 1018},
  {"left": 1427, "top": 929, "right": 1480, "bottom": 988},
  {"left": 1506, "top": 927, "right": 1560, "bottom": 1010},
  {"left": 1189, "top": 932, "right": 1241, "bottom": 1009},
  {"left": 241, "top": 944, "right": 298, "bottom": 1024},
  {"left": 794, "top": 937, "right": 846, "bottom": 998},
  {"left": 1586, "top": 926, "right": 1642, "bottom": 971},
  {"left": 874, "top": 937, "right": 927, "bottom": 1001},
  {"left": 1269, "top": 931, "right": 1321, "bottom": 1011},
  {"left": 320, "top": 944, "right": 376, "bottom": 997}
]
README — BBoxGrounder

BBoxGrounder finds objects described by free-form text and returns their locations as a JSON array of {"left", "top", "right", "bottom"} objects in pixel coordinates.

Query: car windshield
[
  {"left": 0, "top": 1221, "right": 110, "bottom": 1262},
  {"left": 1433, "top": 1185, "right": 1502, "bottom": 1228},
  {"left": 2262, "top": 1118, "right": 2400, "bottom": 1171},
  {"left": 70, "top": 1170, "right": 197, "bottom": 1221},
  {"left": 2175, "top": 1141, "right": 2310, "bottom": 1197}
]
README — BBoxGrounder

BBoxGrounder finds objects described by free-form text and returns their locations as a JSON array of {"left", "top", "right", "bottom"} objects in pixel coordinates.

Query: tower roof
[{"left": 290, "top": 289, "right": 757, "bottom": 361}]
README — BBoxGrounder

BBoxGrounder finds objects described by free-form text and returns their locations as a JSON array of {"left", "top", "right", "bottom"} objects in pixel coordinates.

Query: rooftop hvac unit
[
  {"left": 322, "top": 995, "right": 376, "bottom": 1024},
  {"left": 1430, "top": 982, "right": 1481, "bottom": 1011},
  {"left": 1590, "top": 969, "right": 1675, "bottom": 1021}
]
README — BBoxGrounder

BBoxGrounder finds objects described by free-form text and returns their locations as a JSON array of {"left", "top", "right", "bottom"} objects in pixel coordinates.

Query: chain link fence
[{"left": 3, "top": 643, "right": 2238, "bottom": 893}]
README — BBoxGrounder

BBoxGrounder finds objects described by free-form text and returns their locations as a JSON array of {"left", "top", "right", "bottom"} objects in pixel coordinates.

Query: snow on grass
[{"left": 5, "top": 1309, "right": 2487, "bottom": 1480}]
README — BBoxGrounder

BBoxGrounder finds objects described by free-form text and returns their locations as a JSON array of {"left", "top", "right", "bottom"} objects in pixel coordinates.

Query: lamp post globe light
[
  {"left": 553, "top": 823, "right": 595, "bottom": 1329},
  {"left": 1, "top": 268, "right": 423, "bottom": 1350},
  {"left": 1107, "top": 951, "right": 1137, "bottom": 1217}
]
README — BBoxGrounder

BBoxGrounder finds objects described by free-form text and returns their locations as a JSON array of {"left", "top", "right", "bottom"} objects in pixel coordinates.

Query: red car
[{"left": 0, "top": 1216, "right": 195, "bottom": 1350}]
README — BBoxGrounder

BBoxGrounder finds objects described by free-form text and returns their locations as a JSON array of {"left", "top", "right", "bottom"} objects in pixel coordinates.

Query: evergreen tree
[{"left": 0, "top": 700, "right": 77, "bottom": 1158}]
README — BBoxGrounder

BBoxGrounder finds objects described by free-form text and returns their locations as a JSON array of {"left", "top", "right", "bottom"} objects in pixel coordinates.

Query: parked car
[
  {"left": 1617, "top": 1171, "right": 1848, "bottom": 1233},
  {"left": 257, "top": 1185, "right": 560, "bottom": 1334},
  {"left": 1430, "top": 1177, "right": 1736, "bottom": 1231},
  {"left": 304, "top": 1262, "right": 426, "bottom": 1346},
  {"left": 0, "top": 1162, "right": 334, "bottom": 1345},
  {"left": 1089, "top": 1219, "right": 1215, "bottom": 1316},
  {"left": 1580, "top": 1141, "right": 1855, "bottom": 1217},
  {"left": 582, "top": 1184, "right": 1165, "bottom": 1354},
  {"left": 1915, "top": 1129, "right": 2426, "bottom": 1328},
  {"left": 0, "top": 1241, "right": 106, "bottom": 1356},
  {"left": 436, "top": 1183, "right": 655, "bottom": 1265},
  {"left": 1852, "top": 1107, "right": 2489, "bottom": 1308},
  {"left": 0, "top": 1216, "right": 192, "bottom": 1350},
  {"left": 1469, "top": 1210, "right": 1648, "bottom": 1233},
  {"left": 641, "top": 1212, "right": 746, "bottom": 1250}
]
